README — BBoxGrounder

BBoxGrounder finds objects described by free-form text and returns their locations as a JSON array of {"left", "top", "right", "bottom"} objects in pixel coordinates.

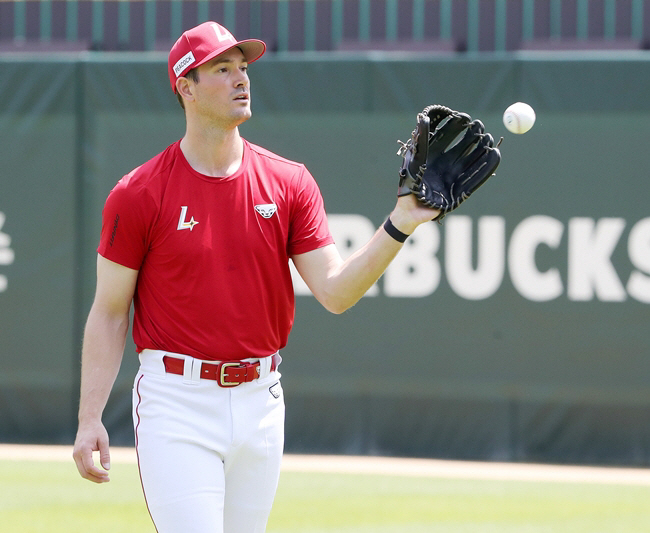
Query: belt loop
[
  {"left": 182, "top": 356, "right": 201, "bottom": 385},
  {"left": 257, "top": 355, "right": 271, "bottom": 380},
  {"left": 259, "top": 351, "right": 280, "bottom": 379}
]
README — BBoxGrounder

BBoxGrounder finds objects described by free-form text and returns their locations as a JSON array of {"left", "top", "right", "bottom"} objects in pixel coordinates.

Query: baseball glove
[{"left": 397, "top": 105, "right": 502, "bottom": 220}]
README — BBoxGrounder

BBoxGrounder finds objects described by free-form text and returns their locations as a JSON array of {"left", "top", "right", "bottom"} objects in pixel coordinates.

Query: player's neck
[{"left": 180, "top": 126, "right": 244, "bottom": 178}]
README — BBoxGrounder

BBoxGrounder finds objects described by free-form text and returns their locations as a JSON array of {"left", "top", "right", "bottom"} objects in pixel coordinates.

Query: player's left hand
[{"left": 386, "top": 194, "right": 440, "bottom": 237}]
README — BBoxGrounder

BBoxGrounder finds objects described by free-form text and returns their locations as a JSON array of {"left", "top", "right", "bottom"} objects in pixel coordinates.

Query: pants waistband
[{"left": 139, "top": 349, "right": 281, "bottom": 386}]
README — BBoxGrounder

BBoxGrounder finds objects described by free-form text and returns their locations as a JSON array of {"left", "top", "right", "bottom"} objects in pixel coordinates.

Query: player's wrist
[
  {"left": 385, "top": 209, "right": 418, "bottom": 238},
  {"left": 383, "top": 217, "right": 410, "bottom": 243},
  {"left": 77, "top": 404, "right": 105, "bottom": 425},
  {"left": 390, "top": 198, "right": 426, "bottom": 234}
]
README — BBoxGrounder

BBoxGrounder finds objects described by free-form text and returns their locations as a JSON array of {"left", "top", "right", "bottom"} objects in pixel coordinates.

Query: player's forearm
[
  {"left": 323, "top": 201, "right": 432, "bottom": 313},
  {"left": 294, "top": 197, "right": 437, "bottom": 314},
  {"left": 77, "top": 306, "right": 129, "bottom": 425},
  {"left": 324, "top": 226, "right": 404, "bottom": 313}
]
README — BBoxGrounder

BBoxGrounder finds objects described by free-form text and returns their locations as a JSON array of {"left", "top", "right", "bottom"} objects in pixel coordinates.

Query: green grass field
[{"left": 2, "top": 458, "right": 650, "bottom": 532}]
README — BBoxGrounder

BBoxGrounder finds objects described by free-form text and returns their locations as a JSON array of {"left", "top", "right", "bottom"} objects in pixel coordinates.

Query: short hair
[{"left": 176, "top": 68, "right": 200, "bottom": 110}]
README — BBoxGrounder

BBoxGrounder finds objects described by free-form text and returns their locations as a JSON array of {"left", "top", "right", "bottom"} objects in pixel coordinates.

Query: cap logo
[
  {"left": 173, "top": 51, "right": 196, "bottom": 76},
  {"left": 211, "top": 23, "right": 236, "bottom": 44}
]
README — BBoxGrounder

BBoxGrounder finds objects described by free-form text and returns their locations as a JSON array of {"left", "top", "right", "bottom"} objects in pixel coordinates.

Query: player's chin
[{"left": 233, "top": 106, "right": 252, "bottom": 123}]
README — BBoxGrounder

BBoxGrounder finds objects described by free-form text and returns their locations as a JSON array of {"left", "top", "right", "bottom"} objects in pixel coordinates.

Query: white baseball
[{"left": 503, "top": 102, "right": 536, "bottom": 134}]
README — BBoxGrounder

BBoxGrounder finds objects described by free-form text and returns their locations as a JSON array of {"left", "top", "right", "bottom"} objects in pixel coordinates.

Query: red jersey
[{"left": 98, "top": 139, "right": 334, "bottom": 361}]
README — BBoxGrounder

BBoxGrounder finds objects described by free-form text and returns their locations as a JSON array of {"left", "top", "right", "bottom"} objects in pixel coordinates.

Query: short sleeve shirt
[{"left": 98, "top": 139, "right": 334, "bottom": 360}]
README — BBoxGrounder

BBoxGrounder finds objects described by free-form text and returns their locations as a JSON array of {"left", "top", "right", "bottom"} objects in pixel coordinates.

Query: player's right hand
[{"left": 72, "top": 421, "right": 111, "bottom": 483}]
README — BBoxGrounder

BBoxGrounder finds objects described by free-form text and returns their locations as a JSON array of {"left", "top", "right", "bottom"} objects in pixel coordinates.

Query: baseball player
[{"left": 72, "top": 20, "right": 499, "bottom": 533}]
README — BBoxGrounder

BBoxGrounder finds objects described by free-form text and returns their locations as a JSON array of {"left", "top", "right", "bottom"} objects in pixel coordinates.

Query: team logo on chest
[
  {"left": 177, "top": 206, "right": 199, "bottom": 231},
  {"left": 254, "top": 203, "right": 277, "bottom": 219}
]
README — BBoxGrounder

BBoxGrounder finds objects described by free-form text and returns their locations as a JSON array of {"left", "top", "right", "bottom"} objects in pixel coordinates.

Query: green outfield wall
[{"left": 1, "top": 51, "right": 650, "bottom": 465}]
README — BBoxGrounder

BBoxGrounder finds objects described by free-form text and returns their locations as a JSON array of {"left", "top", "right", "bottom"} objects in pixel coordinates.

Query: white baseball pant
[{"left": 132, "top": 349, "right": 285, "bottom": 533}]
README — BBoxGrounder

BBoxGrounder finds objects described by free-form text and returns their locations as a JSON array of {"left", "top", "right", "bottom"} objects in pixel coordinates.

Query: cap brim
[{"left": 236, "top": 39, "right": 267, "bottom": 63}]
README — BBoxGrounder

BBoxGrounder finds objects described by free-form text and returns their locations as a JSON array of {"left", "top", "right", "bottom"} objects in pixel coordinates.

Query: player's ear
[{"left": 176, "top": 77, "right": 194, "bottom": 105}]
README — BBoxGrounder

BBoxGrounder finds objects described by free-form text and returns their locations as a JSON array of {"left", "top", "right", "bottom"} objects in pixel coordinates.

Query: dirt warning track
[{"left": 2, "top": 444, "right": 650, "bottom": 486}]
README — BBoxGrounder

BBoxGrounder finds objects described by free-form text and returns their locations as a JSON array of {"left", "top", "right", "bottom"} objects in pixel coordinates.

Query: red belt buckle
[{"left": 218, "top": 361, "right": 243, "bottom": 387}]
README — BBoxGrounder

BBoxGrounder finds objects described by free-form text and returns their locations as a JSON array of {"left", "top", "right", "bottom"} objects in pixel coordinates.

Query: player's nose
[{"left": 234, "top": 70, "right": 249, "bottom": 87}]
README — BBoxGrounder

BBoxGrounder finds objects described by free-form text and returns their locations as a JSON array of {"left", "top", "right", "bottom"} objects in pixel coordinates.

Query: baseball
[{"left": 503, "top": 102, "right": 536, "bottom": 134}]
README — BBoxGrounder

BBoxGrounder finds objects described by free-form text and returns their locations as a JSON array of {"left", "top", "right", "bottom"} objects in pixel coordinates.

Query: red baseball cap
[{"left": 168, "top": 21, "right": 266, "bottom": 92}]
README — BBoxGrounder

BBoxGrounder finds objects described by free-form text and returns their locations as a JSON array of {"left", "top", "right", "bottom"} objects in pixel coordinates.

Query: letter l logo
[
  {"left": 211, "top": 23, "right": 236, "bottom": 43},
  {"left": 177, "top": 206, "right": 199, "bottom": 231}
]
